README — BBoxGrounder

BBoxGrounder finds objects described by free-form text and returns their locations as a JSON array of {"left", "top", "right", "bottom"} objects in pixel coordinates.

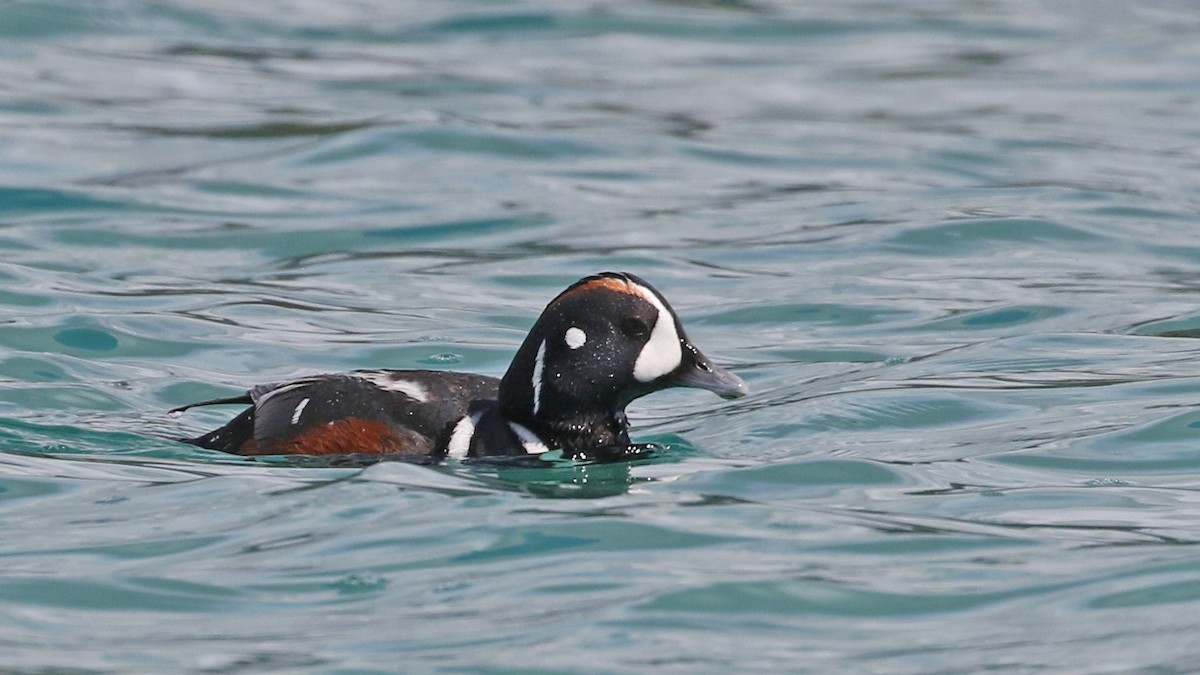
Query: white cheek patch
[
  {"left": 631, "top": 289, "right": 683, "bottom": 383},
  {"left": 531, "top": 340, "right": 546, "bottom": 415},
  {"left": 565, "top": 326, "right": 587, "bottom": 349}
]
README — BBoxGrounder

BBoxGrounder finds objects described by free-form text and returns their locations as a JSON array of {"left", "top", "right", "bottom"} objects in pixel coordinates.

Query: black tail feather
[
  {"left": 177, "top": 406, "right": 256, "bottom": 452},
  {"left": 169, "top": 393, "right": 253, "bottom": 416},
  {"left": 171, "top": 393, "right": 255, "bottom": 452}
]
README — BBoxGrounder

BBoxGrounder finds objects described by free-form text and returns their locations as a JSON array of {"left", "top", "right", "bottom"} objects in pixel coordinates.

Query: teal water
[{"left": 3, "top": 1, "right": 1200, "bottom": 671}]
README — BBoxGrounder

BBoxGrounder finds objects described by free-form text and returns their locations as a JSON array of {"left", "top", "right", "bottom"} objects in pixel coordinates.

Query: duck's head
[{"left": 499, "top": 272, "right": 747, "bottom": 432}]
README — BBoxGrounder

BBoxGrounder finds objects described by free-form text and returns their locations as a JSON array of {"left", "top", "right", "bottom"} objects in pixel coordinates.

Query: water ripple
[{"left": 3, "top": 0, "right": 1200, "bottom": 672}]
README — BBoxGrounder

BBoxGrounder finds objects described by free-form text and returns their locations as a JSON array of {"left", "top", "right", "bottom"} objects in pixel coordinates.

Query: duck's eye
[{"left": 620, "top": 316, "right": 650, "bottom": 338}]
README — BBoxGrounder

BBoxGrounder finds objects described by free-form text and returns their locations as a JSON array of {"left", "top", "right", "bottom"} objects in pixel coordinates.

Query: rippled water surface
[{"left": 4, "top": 1, "right": 1200, "bottom": 672}]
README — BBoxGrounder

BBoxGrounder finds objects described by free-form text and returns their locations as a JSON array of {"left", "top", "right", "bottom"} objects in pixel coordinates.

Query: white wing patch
[
  {"left": 446, "top": 411, "right": 483, "bottom": 460},
  {"left": 253, "top": 378, "right": 317, "bottom": 405},
  {"left": 630, "top": 286, "right": 683, "bottom": 383},
  {"left": 508, "top": 421, "right": 550, "bottom": 455},
  {"left": 353, "top": 371, "right": 430, "bottom": 403},
  {"left": 290, "top": 397, "right": 310, "bottom": 425},
  {"left": 565, "top": 326, "right": 587, "bottom": 349},
  {"left": 531, "top": 340, "right": 546, "bottom": 415}
]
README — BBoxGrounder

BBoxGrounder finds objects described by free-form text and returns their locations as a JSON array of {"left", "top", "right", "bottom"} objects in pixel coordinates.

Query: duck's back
[{"left": 181, "top": 370, "right": 499, "bottom": 457}]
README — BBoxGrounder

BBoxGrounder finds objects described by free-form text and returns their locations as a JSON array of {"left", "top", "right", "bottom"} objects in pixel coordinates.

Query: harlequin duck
[{"left": 173, "top": 272, "right": 747, "bottom": 460}]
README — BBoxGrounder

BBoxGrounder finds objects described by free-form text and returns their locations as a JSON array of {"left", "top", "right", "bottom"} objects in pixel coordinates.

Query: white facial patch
[
  {"left": 290, "top": 397, "right": 310, "bottom": 425},
  {"left": 353, "top": 371, "right": 429, "bottom": 403},
  {"left": 531, "top": 340, "right": 546, "bottom": 416},
  {"left": 630, "top": 285, "right": 683, "bottom": 383},
  {"left": 565, "top": 326, "right": 587, "bottom": 349}
]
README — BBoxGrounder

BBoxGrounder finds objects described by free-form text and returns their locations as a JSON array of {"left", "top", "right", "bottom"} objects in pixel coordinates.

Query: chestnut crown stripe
[{"left": 553, "top": 274, "right": 648, "bottom": 302}]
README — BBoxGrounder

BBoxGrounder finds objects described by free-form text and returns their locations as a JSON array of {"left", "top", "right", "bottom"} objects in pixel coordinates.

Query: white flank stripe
[
  {"left": 631, "top": 285, "right": 683, "bottom": 383},
  {"left": 446, "top": 412, "right": 482, "bottom": 460},
  {"left": 508, "top": 421, "right": 550, "bottom": 455},
  {"left": 353, "top": 371, "right": 430, "bottom": 403},
  {"left": 531, "top": 340, "right": 546, "bottom": 416},
  {"left": 290, "top": 397, "right": 310, "bottom": 425}
]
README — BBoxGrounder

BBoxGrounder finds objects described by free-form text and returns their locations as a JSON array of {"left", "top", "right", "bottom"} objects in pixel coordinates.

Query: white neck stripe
[{"left": 531, "top": 340, "right": 546, "bottom": 416}]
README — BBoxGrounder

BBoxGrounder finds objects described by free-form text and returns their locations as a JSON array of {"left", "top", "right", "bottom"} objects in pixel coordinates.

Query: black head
[{"left": 499, "top": 272, "right": 746, "bottom": 449}]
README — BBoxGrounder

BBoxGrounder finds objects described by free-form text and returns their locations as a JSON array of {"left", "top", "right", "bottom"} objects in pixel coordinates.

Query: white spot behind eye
[
  {"left": 532, "top": 340, "right": 546, "bottom": 415},
  {"left": 565, "top": 326, "right": 587, "bottom": 349},
  {"left": 631, "top": 288, "right": 683, "bottom": 383}
]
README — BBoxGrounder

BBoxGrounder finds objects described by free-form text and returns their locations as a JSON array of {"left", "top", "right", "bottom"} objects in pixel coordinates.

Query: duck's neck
[
  {"left": 501, "top": 396, "right": 631, "bottom": 456},
  {"left": 498, "top": 339, "right": 632, "bottom": 455},
  {"left": 536, "top": 409, "right": 631, "bottom": 455}
]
